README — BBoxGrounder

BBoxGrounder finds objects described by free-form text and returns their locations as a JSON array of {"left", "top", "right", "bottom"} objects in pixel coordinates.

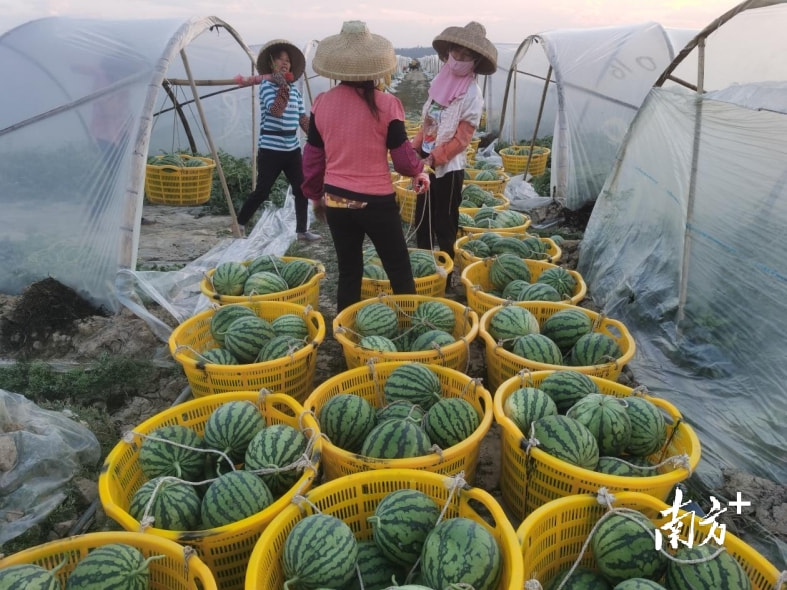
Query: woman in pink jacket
[{"left": 302, "top": 21, "right": 429, "bottom": 312}]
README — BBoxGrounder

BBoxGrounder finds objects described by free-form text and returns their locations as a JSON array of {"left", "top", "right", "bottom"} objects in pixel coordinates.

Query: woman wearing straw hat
[
  {"left": 235, "top": 39, "right": 321, "bottom": 241},
  {"left": 411, "top": 22, "right": 497, "bottom": 265},
  {"left": 302, "top": 21, "right": 430, "bottom": 312}
]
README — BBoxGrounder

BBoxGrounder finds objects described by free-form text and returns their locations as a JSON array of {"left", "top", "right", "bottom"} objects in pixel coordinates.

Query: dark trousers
[
  {"left": 414, "top": 169, "right": 463, "bottom": 259},
  {"left": 237, "top": 148, "right": 308, "bottom": 232},
  {"left": 326, "top": 196, "right": 416, "bottom": 312}
]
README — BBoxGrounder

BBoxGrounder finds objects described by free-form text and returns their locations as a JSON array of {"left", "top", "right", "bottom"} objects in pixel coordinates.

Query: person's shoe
[{"left": 297, "top": 230, "right": 321, "bottom": 242}]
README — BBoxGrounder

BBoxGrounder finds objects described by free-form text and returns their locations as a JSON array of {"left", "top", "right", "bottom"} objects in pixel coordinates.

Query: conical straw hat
[
  {"left": 256, "top": 39, "right": 306, "bottom": 81},
  {"left": 432, "top": 21, "right": 498, "bottom": 76},
  {"left": 312, "top": 20, "right": 396, "bottom": 82}
]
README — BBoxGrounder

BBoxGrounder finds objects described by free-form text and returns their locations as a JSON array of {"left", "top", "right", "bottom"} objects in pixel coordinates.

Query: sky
[{"left": 0, "top": 0, "right": 744, "bottom": 47}]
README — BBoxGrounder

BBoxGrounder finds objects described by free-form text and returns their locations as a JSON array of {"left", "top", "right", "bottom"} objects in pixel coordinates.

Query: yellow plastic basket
[
  {"left": 245, "top": 468, "right": 525, "bottom": 590},
  {"left": 303, "top": 360, "right": 492, "bottom": 481},
  {"left": 333, "top": 294, "right": 479, "bottom": 371},
  {"left": 393, "top": 178, "right": 419, "bottom": 224},
  {"left": 454, "top": 232, "right": 562, "bottom": 273},
  {"left": 98, "top": 392, "right": 321, "bottom": 590},
  {"left": 0, "top": 531, "right": 217, "bottom": 589},
  {"left": 459, "top": 193, "right": 511, "bottom": 215},
  {"left": 517, "top": 492, "right": 781, "bottom": 589},
  {"left": 458, "top": 210, "right": 532, "bottom": 237},
  {"left": 362, "top": 249, "right": 454, "bottom": 299},
  {"left": 499, "top": 145, "right": 550, "bottom": 176},
  {"left": 168, "top": 301, "right": 325, "bottom": 400},
  {"left": 479, "top": 301, "right": 636, "bottom": 389},
  {"left": 145, "top": 155, "right": 216, "bottom": 206},
  {"left": 494, "top": 371, "right": 701, "bottom": 521},
  {"left": 463, "top": 168, "right": 511, "bottom": 194},
  {"left": 461, "top": 258, "right": 587, "bottom": 315},
  {"left": 199, "top": 256, "right": 325, "bottom": 308}
]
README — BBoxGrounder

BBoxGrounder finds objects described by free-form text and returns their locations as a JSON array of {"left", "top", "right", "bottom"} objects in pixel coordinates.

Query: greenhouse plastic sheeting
[{"left": 579, "top": 86, "right": 787, "bottom": 491}]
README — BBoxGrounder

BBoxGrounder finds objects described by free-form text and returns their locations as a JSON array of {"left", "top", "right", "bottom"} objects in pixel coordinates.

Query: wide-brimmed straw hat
[
  {"left": 312, "top": 20, "right": 396, "bottom": 82},
  {"left": 256, "top": 39, "right": 306, "bottom": 81},
  {"left": 432, "top": 21, "right": 498, "bottom": 76}
]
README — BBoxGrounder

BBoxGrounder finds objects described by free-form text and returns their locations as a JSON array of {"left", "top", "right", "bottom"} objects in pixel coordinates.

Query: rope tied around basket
[
  {"left": 774, "top": 570, "right": 787, "bottom": 590},
  {"left": 524, "top": 581, "right": 544, "bottom": 590},
  {"left": 516, "top": 367, "right": 535, "bottom": 387},
  {"left": 365, "top": 358, "right": 386, "bottom": 407},
  {"left": 135, "top": 474, "right": 214, "bottom": 532},
  {"left": 522, "top": 422, "right": 541, "bottom": 454},
  {"left": 181, "top": 545, "right": 196, "bottom": 578}
]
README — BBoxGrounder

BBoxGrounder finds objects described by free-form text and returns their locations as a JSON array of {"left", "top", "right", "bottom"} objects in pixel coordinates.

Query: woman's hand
[
  {"left": 413, "top": 172, "right": 431, "bottom": 194},
  {"left": 312, "top": 197, "right": 327, "bottom": 223}
]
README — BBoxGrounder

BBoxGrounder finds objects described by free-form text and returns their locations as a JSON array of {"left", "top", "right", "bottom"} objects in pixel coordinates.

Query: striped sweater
[{"left": 258, "top": 80, "right": 305, "bottom": 151}]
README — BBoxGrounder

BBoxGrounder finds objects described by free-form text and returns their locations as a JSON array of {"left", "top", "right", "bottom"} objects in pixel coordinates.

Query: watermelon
[
  {"left": 65, "top": 543, "right": 153, "bottom": 590},
  {"left": 545, "top": 566, "right": 612, "bottom": 589},
  {"left": 368, "top": 489, "right": 440, "bottom": 568},
  {"left": 196, "top": 347, "right": 238, "bottom": 368},
  {"left": 591, "top": 511, "right": 667, "bottom": 585},
  {"left": 346, "top": 540, "right": 408, "bottom": 590},
  {"left": 244, "top": 423, "right": 308, "bottom": 495},
  {"left": 383, "top": 363, "right": 442, "bottom": 410},
  {"left": 281, "top": 259, "right": 317, "bottom": 288},
  {"left": 318, "top": 394, "right": 377, "bottom": 453},
  {"left": 489, "top": 253, "right": 531, "bottom": 290},
  {"left": 511, "top": 333, "right": 564, "bottom": 365},
  {"left": 420, "top": 517, "right": 502, "bottom": 590},
  {"left": 0, "top": 564, "right": 61, "bottom": 590},
  {"left": 538, "top": 370, "right": 600, "bottom": 413},
  {"left": 569, "top": 332, "right": 623, "bottom": 366},
  {"left": 625, "top": 397, "right": 667, "bottom": 457},
  {"left": 410, "top": 329, "right": 455, "bottom": 351},
  {"left": 243, "top": 271, "right": 289, "bottom": 296},
  {"left": 223, "top": 315, "right": 276, "bottom": 363},
  {"left": 517, "top": 282, "right": 563, "bottom": 302},
  {"left": 128, "top": 476, "right": 201, "bottom": 531},
  {"left": 411, "top": 300, "right": 456, "bottom": 335},
  {"left": 282, "top": 513, "right": 359, "bottom": 590},
  {"left": 423, "top": 397, "right": 479, "bottom": 448},
  {"left": 536, "top": 266, "right": 577, "bottom": 298},
  {"left": 540, "top": 308, "right": 593, "bottom": 353},
  {"left": 355, "top": 302, "right": 399, "bottom": 339},
  {"left": 376, "top": 401, "right": 425, "bottom": 423},
  {"left": 200, "top": 470, "right": 274, "bottom": 528},
  {"left": 503, "top": 386, "right": 558, "bottom": 434},
  {"left": 461, "top": 239, "right": 491, "bottom": 258},
  {"left": 247, "top": 254, "right": 284, "bottom": 275},
  {"left": 360, "top": 418, "right": 432, "bottom": 459},
  {"left": 364, "top": 263, "right": 388, "bottom": 280},
  {"left": 532, "top": 414, "right": 599, "bottom": 470},
  {"left": 211, "top": 261, "right": 249, "bottom": 296},
  {"left": 203, "top": 400, "right": 266, "bottom": 466},
  {"left": 665, "top": 544, "right": 751, "bottom": 590},
  {"left": 613, "top": 578, "right": 667, "bottom": 589},
  {"left": 358, "top": 334, "right": 398, "bottom": 353},
  {"left": 596, "top": 456, "right": 655, "bottom": 477},
  {"left": 209, "top": 304, "right": 256, "bottom": 345},
  {"left": 138, "top": 424, "right": 206, "bottom": 481},
  {"left": 409, "top": 250, "right": 439, "bottom": 278},
  {"left": 272, "top": 313, "right": 309, "bottom": 340},
  {"left": 566, "top": 393, "right": 632, "bottom": 456},
  {"left": 487, "top": 304, "right": 540, "bottom": 342},
  {"left": 501, "top": 279, "right": 532, "bottom": 301},
  {"left": 258, "top": 334, "right": 303, "bottom": 362}
]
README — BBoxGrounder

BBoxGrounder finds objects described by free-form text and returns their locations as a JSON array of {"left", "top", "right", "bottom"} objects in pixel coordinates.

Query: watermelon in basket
[
  {"left": 454, "top": 231, "right": 562, "bottom": 273},
  {"left": 361, "top": 247, "right": 454, "bottom": 299}
]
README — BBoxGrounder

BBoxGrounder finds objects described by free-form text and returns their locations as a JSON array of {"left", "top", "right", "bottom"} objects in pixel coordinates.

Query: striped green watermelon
[
  {"left": 376, "top": 401, "right": 425, "bottom": 423},
  {"left": 420, "top": 517, "right": 502, "bottom": 590},
  {"left": 318, "top": 394, "right": 377, "bottom": 453},
  {"left": 501, "top": 279, "right": 532, "bottom": 301},
  {"left": 281, "top": 259, "right": 317, "bottom": 288},
  {"left": 458, "top": 212, "right": 475, "bottom": 228},
  {"left": 491, "top": 236, "right": 535, "bottom": 258},
  {"left": 247, "top": 254, "right": 283, "bottom": 275},
  {"left": 128, "top": 476, "right": 201, "bottom": 531},
  {"left": 209, "top": 304, "right": 256, "bottom": 345},
  {"left": 0, "top": 564, "right": 61, "bottom": 590},
  {"left": 283, "top": 513, "right": 359, "bottom": 590},
  {"left": 410, "top": 329, "right": 455, "bottom": 352},
  {"left": 138, "top": 424, "right": 206, "bottom": 481},
  {"left": 537, "top": 266, "right": 577, "bottom": 298},
  {"left": 487, "top": 304, "right": 539, "bottom": 343},
  {"left": 596, "top": 456, "right": 655, "bottom": 477},
  {"left": 65, "top": 543, "right": 153, "bottom": 590},
  {"left": 489, "top": 253, "right": 531, "bottom": 290},
  {"left": 258, "top": 334, "right": 303, "bottom": 362},
  {"left": 196, "top": 347, "right": 238, "bottom": 368},
  {"left": 511, "top": 333, "right": 564, "bottom": 365},
  {"left": 347, "top": 540, "right": 408, "bottom": 590},
  {"left": 545, "top": 566, "right": 612, "bottom": 589},
  {"left": 569, "top": 332, "right": 622, "bottom": 366},
  {"left": 503, "top": 387, "right": 557, "bottom": 434},
  {"left": 517, "top": 282, "right": 563, "bottom": 302},
  {"left": 624, "top": 397, "right": 667, "bottom": 457},
  {"left": 540, "top": 308, "right": 593, "bottom": 353},
  {"left": 364, "top": 263, "right": 388, "bottom": 280},
  {"left": 474, "top": 232, "right": 503, "bottom": 248},
  {"left": 520, "top": 236, "right": 550, "bottom": 260},
  {"left": 368, "top": 489, "right": 440, "bottom": 568},
  {"left": 665, "top": 544, "right": 751, "bottom": 590},
  {"left": 358, "top": 334, "right": 398, "bottom": 353},
  {"left": 532, "top": 414, "right": 599, "bottom": 470},
  {"left": 243, "top": 271, "right": 289, "bottom": 296},
  {"left": 223, "top": 315, "right": 276, "bottom": 363},
  {"left": 409, "top": 249, "right": 438, "bottom": 278},
  {"left": 355, "top": 302, "right": 399, "bottom": 339},
  {"left": 566, "top": 393, "right": 632, "bottom": 456},
  {"left": 244, "top": 423, "right": 308, "bottom": 495},
  {"left": 383, "top": 363, "right": 442, "bottom": 410},
  {"left": 461, "top": 239, "right": 490, "bottom": 258},
  {"left": 591, "top": 511, "right": 667, "bottom": 585},
  {"left": 360, "top": 418, "right": 431, "bottom": 459},
  {"left": 203, "top": 400, "right": 266, "bottom": 466},
  {"left": 200, "top": 470, "right": 274, "bottom": 528},
  {"left": 212, "top": 261, "right": 249, "bottom": 296},
  {"left": 613, "top": 578, "right": 667, "bottom": 589},
  {"left": 538, "top": 370, "right": 600, "bottom": 413},
  {"left": 272, "top": 313, "right": 309, "bottom": 340},
  {"left": 496, "top": 209, "right": 527, "bottom": 228},
  {"left": 423, "top": 397, "right": 479, "bottom": 448},
  {"left": 411, "top": 300, "right": 456, "bottom": 335}
]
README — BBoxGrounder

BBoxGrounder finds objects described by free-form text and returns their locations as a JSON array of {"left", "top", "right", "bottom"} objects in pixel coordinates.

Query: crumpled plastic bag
[{"left": 0, "top": 389, "right": 101, "bottom": 545}]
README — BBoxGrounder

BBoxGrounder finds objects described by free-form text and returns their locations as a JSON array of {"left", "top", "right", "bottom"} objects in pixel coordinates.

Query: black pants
[
  {"left": 414, "top": 169, "right": 463, "bottom": 259},
  {"left": 326, "top": 196, "right": 416, "bottom": 312},
  {"left": 237, "top": 148, "right": 308, "bottom": 232}
]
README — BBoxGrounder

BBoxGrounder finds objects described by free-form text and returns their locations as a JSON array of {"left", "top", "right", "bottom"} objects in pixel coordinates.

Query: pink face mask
[{"left": 447, "top": 54, "right": 475, "bottom": 77}]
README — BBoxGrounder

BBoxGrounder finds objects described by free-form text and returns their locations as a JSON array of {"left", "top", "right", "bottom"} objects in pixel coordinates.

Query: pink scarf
[{"left": 428, "top": 55, "right": 475, "bottom": 107}]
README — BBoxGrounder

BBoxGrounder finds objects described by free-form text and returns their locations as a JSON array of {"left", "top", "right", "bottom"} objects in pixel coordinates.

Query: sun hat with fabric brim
[
  {"left": 432, "top": 21, "right": 498, "bottom": 76},
  {"left": 312, "top": 20, "right": 396, "bottom": 82},
  {"left": 256, "top": 39, "right": 306, "bottom": 81}
]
